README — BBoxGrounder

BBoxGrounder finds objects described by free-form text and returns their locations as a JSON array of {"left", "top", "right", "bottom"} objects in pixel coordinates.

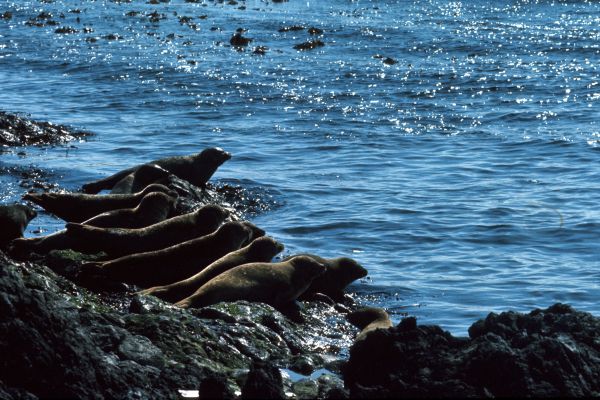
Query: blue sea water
[{"left": 1, "top": 0, "right": 599, "bottom": 336}]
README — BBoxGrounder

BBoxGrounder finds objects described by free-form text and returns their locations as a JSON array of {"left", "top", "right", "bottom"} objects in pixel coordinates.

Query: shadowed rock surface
[
  {"left": 0, "top": 250, "right": 354, "bottom": 399},
  {"left": 343, "top": 304, "right": 600, "bottom": 398},
  {"left": 0, "top": 111, "right": 91, "bottom": 146}
]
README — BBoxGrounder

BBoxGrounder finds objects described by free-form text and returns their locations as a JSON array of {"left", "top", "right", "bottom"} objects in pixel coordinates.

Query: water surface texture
[{"left": 1, "top": 0, "right": 599, "bottom": 335}]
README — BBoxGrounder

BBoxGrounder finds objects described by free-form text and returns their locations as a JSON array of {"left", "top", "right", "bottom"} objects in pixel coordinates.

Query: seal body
[
  {"left": 140, "top": 236, "right": 284, "bottom": 303},
  {"left": 0, "top": 204, "right": 37, "bottom": 247},
  {"left": 110, "top": 164, "right": 171, "bottom": 194},
  {"left": 23, "top": 184, "right": 174, "bottom": 222},
  {"left": 83, "top": 221, "right": 253, "bottom": 287},
  {"left": 65, "top": 204, "right": 229, "bottom": 257},
  {"left": 82, "top": 147, "right": 231, "bottom": 193},
  {"left": 9, "top": 192, "right": 177, "bottom": 255},
  {"left": 284, "top": 254, "right": 368, "bottom": 301},
  {"left": 174, "top": 255, "right": 326, "bottom": 309},
  {"left": 346, "top": 307, "right": 393, "bottom": 341},
  {"left": 83, "top": 191, "right": 176, "bottom": 228}
]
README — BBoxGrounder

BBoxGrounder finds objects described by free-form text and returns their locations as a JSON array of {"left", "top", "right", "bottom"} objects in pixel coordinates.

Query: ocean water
[{"left": 1, "top": 0, "right": 599, "bottom": 336}]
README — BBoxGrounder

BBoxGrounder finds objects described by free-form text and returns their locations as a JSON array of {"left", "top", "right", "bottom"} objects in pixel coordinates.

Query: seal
[
  {"left": 81, "top": 220, "right": 253, "bottom": 287},
  {"left": 23, "top": 183, "right": 175, "bottom": 222},
  {"left": 64, "top": 204, "right": 229, "bottom": 257},
  {"left": 83, "top": 191, "right": 177, "bottom": 228},
  {"left": 82, "top": 147, "right": 231, "bottom": 194},
  {"left": 346, "top": 307, "right": 393, "bottom": 341},
  {"left": 0, "top": 203, "right": 37, "bottom": 247},
  {"left": 174, "top": 255, "right": 326, "bottom": 309},
  {"left": 9, "top": 192, "right": 177, "bottom": 256},
  {"left": 283, "top": 254, "right": 368, "bottom": 301},
  {"left": 140, "top": 236, "right": 284, "bottom": 303},
  {"left": 240, "top": 221, "right": 266, "bottom": 246},
  {"left": 110, "top": 164, "right": 171, "bottom": 194}
]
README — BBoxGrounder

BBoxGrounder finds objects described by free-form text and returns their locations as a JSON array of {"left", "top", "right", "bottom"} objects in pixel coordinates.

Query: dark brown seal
[
  {"left": 346, "top": 307, "right": 393, "bottom": 341},
  {"left": 110, "top": 164, "right": 171, "bottom": 194},
  {"left": 81, "top": 221, "right": 253, "bottom": 287},
  {"left": 82, "top": 147, "right": 231, "bottom": 193},
  {"left": 0, "top": 204, "right": 37, "bottom": 247},
  {"left": 23, "top": 183, "right": 175, "bottom": 222},
  {"left": 65, "top": 204, "right": 229, "bottom": 257},
  {"left": 174, "top": 255, "right": 326, "bottom": 309},
  {"left": 83, "top": 191, "right": 177, "bottom": 228},
  {"left": 283, "top": 254, "right": 368, "bottom": 301},
  {"left": 9, "top": 192, "right": 177, "bottom": 256},
  {"left": 140, "top": 236, "right": 284, "bottom": 303}
]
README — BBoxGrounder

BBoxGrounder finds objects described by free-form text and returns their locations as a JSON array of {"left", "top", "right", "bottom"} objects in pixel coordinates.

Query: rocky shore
[{"left": 1, "top": 113, "right": 600, "bottom": 399}]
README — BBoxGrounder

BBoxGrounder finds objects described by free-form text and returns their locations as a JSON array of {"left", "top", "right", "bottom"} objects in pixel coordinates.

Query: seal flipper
[
  {"left": 275, "top": 301, "right": 304, "bottom": 323},
  {"left": 82, "top": 166, "right": 138, "bottom": 194}
]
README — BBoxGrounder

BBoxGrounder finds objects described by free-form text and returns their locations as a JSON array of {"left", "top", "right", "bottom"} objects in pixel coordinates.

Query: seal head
[{"left": 0, "top": 204, "right": 37, "bottom": 247}]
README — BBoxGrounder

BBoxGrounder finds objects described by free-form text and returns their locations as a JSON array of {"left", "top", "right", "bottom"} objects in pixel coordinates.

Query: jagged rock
[
  {"left": 0, "top": 111, "right": 91, "bottom": 146},
  {"left": 241, "top": 360, "right": 285, "bottom": 399},
  {"left": 0, "top": 251, "right": 354, "bottom": 398},
  {"left": 343, "top": 305, "right": 600, "bottom": 398}
]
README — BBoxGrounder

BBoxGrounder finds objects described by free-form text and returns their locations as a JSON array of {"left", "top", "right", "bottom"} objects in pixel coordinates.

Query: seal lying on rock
[
  {"left": 140, "top": 236, "right": 284, "bottom": 303},
  {"left": 82, "top": 147, "right": 231, "bottom": 193},
  {"left": 284, "top": 254, "right": 368, "bottom": 301},
  {"left": 23, "top": 183, "right": 175, "bottom": 222},
  {"left": 81, "top": 221, "right": 256, "bottom": 287},
  {"left": 0, "top": 204, "right": 37, "bottom": 247},
  {"left": 65, "top": 204, "right": 229, "bottom": 257},
  {"left": 9, "top": 192, "right": 177, "bottom": 256},
  {"left": 346, "top": 307, "right": 393, "bottom": 341},
  {"left": 175, "top": 255, "right": 326, "bottom": 309},
  {"left": 83, "top": 191, "right": 177, "bottom": 228},
  {"left": 110, "top": 164, "right": 171, "bottom": 194}
]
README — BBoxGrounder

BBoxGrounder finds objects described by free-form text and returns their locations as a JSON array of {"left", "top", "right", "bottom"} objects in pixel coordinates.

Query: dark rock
[
  {"left": 0, "top": 111, "right": 91, "bottom": 146},
  {"left": 253, "top": 46, "right": 268, "bottom": 55},
  {"left": 307, "top": 27, "right": 323, "bottom": 35},
  {"left": 278, "top": 25, "right": 305, "bottom": 32},
  {"left": 241, "top": 360, "right": 285, "bottom": 399},
  {"left": 1, "top": 11, "right": 12, "bottom": 20},
  {"left": 54, "top": 26, "right": 78, "bottom": 34},
  {"left": 230, "top": 32, "right": 252, "bottom": 47},
  {"left": 294, "top": 40, "right": 325, "bottom": 51},
  {"left": 344, "top": 305, "right": 600, "bottom": 398}
]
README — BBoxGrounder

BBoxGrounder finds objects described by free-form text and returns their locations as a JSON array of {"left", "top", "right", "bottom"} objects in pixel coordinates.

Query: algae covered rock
[{"left": 0, "top": 251, "right": 354, "bottom": 399}]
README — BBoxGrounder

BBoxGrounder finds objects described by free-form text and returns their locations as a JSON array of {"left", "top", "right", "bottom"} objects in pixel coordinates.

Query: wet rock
[
  {"left": 343, "top": 305, "right": 600, "bottom": 398},
  {"left": 307, "top": 27, "right": 323, "bottom": 35},
  {"left": 241, "top": 360, "right": 285, "bottom": 399},
  {"left": 294, "top": 40, "right": 325, "bottom": 51},
  {"left": 230, "top": 32, "right": 252, "bottom": 47},
  {"left": 278, "top": 25, "right": 305, "bottom": 32},
  {"left": 0, "top": 111, "right": 91, "bottom": 146},
  {"left": 253, "top": 46, "right": 268, "bottom": 55},
  {"left": 0, "top": 11, "right": 12, "bottom": 20},
  {"left": 103, "top": 33, "right": 122, "bottom": 40},
  {"left": 54, "top": 26, "right": 78, "bottom": 34},
  {"left": 292, "top": 379, "right": 318, "bottom": 399},
  {"left": 1, "top": 242, "right": 357, "bottom": 398}
]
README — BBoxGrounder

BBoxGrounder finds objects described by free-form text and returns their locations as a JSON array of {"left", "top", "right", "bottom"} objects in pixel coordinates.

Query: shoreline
[{"left": 2, "top": 112, "right": 600, "bottom": 398}]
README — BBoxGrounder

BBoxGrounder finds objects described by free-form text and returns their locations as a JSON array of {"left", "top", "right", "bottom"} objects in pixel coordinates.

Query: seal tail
[{"left": 82, "top": 166, "right": 138, "bottom": 194}]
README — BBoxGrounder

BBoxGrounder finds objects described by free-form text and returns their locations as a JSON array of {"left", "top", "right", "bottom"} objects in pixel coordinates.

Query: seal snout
[{"left": 201, "top": 147, "right": 232, "bottom": 164}]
